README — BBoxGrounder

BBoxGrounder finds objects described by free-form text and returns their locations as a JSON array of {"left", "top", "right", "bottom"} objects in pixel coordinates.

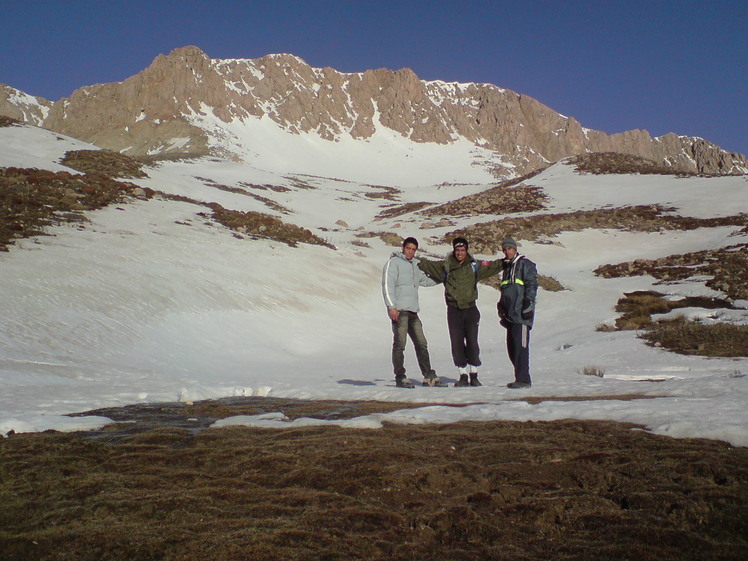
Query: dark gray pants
[
  {"left": 506, "top": 322, "right": 531, "bottom": 384},
  {"left": 391, "top": 311, "right": 433, "bottom": 378},
  {"left": 447, "top": 305, "right": 481, "bottom": 368}
]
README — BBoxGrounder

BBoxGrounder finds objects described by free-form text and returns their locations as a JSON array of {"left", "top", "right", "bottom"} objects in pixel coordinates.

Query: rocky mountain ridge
[{"left": 2, "top": 46, "right": 746, "bottom": 177}]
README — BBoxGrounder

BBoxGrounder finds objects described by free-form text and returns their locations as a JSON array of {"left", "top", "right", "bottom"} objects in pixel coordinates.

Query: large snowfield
[{"left": 1, "top": 121, "right": 747, "bottom": 447}]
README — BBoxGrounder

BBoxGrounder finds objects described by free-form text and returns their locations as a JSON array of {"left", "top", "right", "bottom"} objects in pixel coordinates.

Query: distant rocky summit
[{"left": 2, "top": 46, "right": 746, "bottom": 176}]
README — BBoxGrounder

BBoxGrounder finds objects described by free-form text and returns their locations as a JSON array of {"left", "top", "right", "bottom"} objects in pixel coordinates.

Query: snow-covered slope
[{"left": 1, "top": 123, "right": 747, "bottom": 445}]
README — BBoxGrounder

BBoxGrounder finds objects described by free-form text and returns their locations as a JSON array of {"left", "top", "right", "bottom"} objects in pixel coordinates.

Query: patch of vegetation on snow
[
  {"left": 595, "top": 243, "right": 748, "bottom": 301},
  {"left": 0, "top": 116, "right": 22, "bottom": 127},
  {"left": 596, "top": 290, "right": 748, "bottom": 358},
  {"left": 420, "top": 170, "right": 548, "bottom": 217},
  {"left": 642, "top": 316, "right": 748, "bottom": 357},
  {"left": 570, "top": 152, "right": 696, "bottom": 176},
  {"left": 444, "top": 205, "right": 748, "bottom": 256},
  {"left": 205, "top": 203, "right": 335, "bottom": 249},
  {"left": 61, "top": 149, "right": 148, "bottom": 179},
  {"left": 0, "top": 167, "right": 140, "bottom": 251}
]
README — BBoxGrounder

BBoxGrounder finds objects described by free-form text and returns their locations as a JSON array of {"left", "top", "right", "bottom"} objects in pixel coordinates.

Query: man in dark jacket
[
  {"left": 497, "top": 237, "right": 538, "bottom": 388},
  {"left": 418, "top": 237, "right": 502, "bottom": 387}
]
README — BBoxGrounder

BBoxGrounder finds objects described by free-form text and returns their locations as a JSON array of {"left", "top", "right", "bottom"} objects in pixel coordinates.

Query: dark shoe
[
  {"left": 469, "top": 373, "right": 482, "bottom": 387},
  {"left": 396, "top": 377, "right": 415, "bottom": 388},
  {"left": 423, "top": 374, "right": 447, "bottom": 387},
  {"left": 507, "top": 381, "right": 531, "bottom": 389},
  {"left": 454, "top": 374, "right": 470, "bottom": 387}
]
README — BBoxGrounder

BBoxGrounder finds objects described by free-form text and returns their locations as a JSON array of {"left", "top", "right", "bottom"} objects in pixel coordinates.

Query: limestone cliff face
[{"left": 3, "top": 46, "right": 746, "bottom": 176}]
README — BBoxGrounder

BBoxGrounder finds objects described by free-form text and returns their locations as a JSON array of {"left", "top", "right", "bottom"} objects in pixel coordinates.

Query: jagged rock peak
[
  {"left": 0, "top": 84, "right": 52, "bottom": 126},
  {"left": 1, "top": 46, "right": 746, "bottom": 176}
]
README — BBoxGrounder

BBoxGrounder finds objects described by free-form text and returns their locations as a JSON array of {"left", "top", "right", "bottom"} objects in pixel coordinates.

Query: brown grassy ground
[
  {"left": 443, "top": 205, "right": 748, "bottom": 256},
  {"left": 419, "top": 172, "right": 548, "bottom": 218},
  {"left": 61, "top": 150, "right": 149, "bottom": 179},
  {"left": 1, "top": 405, "right": 746, "bottom": 561},
  {"left": 595, "top": 243, "right": 748, "bottom": 357},
  {"left": 595, "top": 244, "right": 748, "bottom": 302},
  {"left": 205, "top": 203, "right": 335, "bottom": 249},
  {"left": 0, "top": 167, "right": 139, "bottom": 251},
  {"left": 0, "top": 148, "right": 334, "bottom": 250},
  {"left": 570, "top": 152, "right": 697, "bottom": 176},
  {"left": 2, "top": 145, "right": 746, "bottom": 559},
  {"left": 641, "top": 317, "right": 748, "bottom": 357}
]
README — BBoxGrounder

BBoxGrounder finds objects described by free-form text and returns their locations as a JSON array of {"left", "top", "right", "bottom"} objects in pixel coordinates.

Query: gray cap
[{"left": 501, "top": 237, "right": 518, "bottom": 250}]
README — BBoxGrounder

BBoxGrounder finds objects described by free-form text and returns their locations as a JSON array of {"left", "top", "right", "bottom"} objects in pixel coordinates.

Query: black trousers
[
  {"left": 447, "top": 305, "right": 481, "bottom": 368},
  {"left": 505, "top": 322, "right": 531, "bottom": 384}
]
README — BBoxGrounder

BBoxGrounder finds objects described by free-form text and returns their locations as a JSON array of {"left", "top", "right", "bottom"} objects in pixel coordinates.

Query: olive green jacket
[{"left": 418, "top": 252, "right": 502, "bottom": 309}]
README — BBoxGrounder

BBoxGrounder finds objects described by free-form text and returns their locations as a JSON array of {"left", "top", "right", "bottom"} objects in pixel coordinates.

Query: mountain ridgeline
[{"left": 1, "top": 45, "right": 746, "bottom": 177}]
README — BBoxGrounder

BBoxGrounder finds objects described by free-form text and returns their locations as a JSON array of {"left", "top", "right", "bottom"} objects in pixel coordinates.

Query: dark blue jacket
[{"left": 498, "top": 254, "right": 538, "bottom": 327}]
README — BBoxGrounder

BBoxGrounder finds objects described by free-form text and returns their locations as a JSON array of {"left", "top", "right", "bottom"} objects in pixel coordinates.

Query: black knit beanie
[{"left": 452, "top": 237, "right": 469, "bottom": 249}]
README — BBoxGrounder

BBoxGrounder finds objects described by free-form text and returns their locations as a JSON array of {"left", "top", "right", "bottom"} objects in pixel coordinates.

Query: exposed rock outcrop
[
  {"left": 2, "top": 46, "right": 746, "bottom": 176},
  {"left": 0, "top": 85, "right": 52, "bottom": 126}
]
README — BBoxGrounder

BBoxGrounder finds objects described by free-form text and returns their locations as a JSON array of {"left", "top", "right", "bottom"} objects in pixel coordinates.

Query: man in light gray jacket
[{"left": 382, "top": 237, "right": 445, "bottom": 388}]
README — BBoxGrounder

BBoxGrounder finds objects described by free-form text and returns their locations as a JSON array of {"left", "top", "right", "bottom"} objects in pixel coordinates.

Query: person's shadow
[
  {"left": 338, "top": 378, "right": 458, "bottom": 387},
  {"left": 337, "top": 379, "right": 377, "bottom": 386}
]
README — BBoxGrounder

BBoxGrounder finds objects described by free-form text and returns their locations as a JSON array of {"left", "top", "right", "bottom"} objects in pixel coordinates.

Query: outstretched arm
[
  {"left": 417, "top": 265, "right": 439, "bottom": 287},
  {"left": 476, "top": 258, "right": 503, "bottom": 280}
]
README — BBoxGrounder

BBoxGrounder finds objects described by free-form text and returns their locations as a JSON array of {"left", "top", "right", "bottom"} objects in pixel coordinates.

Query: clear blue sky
[{"left": 2, "top": 0, "right": 746, "bottom": 155}]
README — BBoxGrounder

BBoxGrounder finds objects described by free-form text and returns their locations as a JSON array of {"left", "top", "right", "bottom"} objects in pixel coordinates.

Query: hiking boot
[
  {"left": 469, "top": 373, "right": 482, "bottom": 387},
  {"left": 507, "top": 381, "right": 531, "bottom": 389},
  {"left": 422, "top": 374, "right": 447, "bottom": 387},
  {"left": 395, "top": 377, "right": 415, "bottom": 388},
  {"left": 454, "top": 374, "right": 470, "bottom": 387}
]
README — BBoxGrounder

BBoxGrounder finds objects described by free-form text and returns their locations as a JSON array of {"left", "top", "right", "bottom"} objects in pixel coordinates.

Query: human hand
[{"left": 388, "top": 308, "right": 400, "bottom": 322}]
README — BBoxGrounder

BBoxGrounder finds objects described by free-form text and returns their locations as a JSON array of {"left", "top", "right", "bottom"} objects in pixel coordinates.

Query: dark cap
[{"left": 452, "top": 237, "right": 469, "bottom": 249}]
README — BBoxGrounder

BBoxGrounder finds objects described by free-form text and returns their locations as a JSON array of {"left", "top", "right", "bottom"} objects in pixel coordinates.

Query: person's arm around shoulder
[
  {"left": 417, "top": 257, "right": 445, "bottom": 284},
  {"left": 414, "top": 258, "right": 439, "bottom": 287},
  {"left": 476, "top": 257, "right": 503, "bottom": 280}
]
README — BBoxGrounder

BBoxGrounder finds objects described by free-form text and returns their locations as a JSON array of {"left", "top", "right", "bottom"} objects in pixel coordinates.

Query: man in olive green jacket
[{"left": 418, "top": 237, "right": 502, "bottom": 387}]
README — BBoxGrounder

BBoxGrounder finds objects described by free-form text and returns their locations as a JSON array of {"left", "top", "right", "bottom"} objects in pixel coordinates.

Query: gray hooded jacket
[{"left": 382, "top": 252, "right": 437, "bottom": 312}]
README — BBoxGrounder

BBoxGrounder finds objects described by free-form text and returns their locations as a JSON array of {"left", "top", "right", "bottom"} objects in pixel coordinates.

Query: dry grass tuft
[{"left": 578, "top": 365, "right": 606, "bottom": 377}]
